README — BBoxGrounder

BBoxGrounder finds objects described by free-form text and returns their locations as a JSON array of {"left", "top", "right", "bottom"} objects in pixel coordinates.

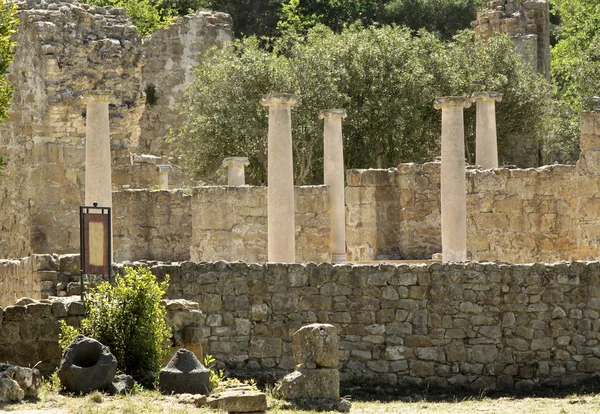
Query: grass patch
[{"left": 2, "top": 388, "right": 600, "bottom": 413}]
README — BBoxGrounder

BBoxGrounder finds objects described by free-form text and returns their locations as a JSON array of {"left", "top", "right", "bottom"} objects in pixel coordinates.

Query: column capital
[
  {"left": 222, "top": 156, "right": 250, "bottom": 169},
  {"left": 434, "top": 96, "right": 471, "bottom": 110},
  {"left": 470, "top": 91, "right": 502, "bottom": 103},
  {"left": 260, "top": 93, "right": 299, "bottom": 108},
  {"left": 81, "top": 90, "right": 113, "bottom": 104},
  {"left": 319, "top": 109, "right": 347, "bottom": 120}
]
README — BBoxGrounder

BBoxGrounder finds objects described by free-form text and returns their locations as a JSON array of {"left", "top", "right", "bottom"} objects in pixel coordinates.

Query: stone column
[
  {"left": 83, "top": 91, "right": 112, "bottom": 207},
  {"left": 222, "top": 157, "right": 250, "bottom": 186},
  {"left": 260, "top": 94, "right": 298, "bottom": 262},
  {"left": 319, "top": 109, "right": 347, "bottom": 263},
  {"left": 157, "top": 164, "right": 173, "bottom": 190},
  {"left": 471, "top": 92, "right": 502, "bottom": 169},
  {"left": 434, "top": 96, "right": 471, "bottom": 263}
]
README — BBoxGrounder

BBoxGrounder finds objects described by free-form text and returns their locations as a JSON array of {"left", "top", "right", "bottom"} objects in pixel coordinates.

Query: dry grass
[{"left": 2, "top": 384, "right": 600, "bottom": 414}]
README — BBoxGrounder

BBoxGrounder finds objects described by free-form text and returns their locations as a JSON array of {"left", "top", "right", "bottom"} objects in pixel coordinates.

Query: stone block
[
  {"left": 159, "top": 349, "right": 210, "bottom": 395},
  {"left": 276, "top": 368, "right": 339, "bottom": 399},
  {"left": 207, "top": 389, "right": 267, "bottom": 412},
  {"left": 249, "top": 337, "right": 282, "bottom": 358},
  {"left": 292, "top": 324, "right": 339, "bottom": 368},
  {"left": 58, "top": 335, "right": 117, "bottom": 393}
]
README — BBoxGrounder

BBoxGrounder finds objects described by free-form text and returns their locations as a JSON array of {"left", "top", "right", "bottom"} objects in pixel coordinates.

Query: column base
[{"left": 331, "top": 253, "right": 346, "bottom": 264}]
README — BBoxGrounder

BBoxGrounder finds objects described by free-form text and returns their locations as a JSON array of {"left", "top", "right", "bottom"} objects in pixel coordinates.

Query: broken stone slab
[
  {"left": 276, "top": 368, "right": 340, "bottom": 400},
  {"left": 207, "top": 389, "right": 268, "bottom": 413},
  {"left": 159, "top": 348, "right": 210, "bottom": 395},
  {"left": 292, "top": 323, "right": 339, "bottom": 368},
  {"left": 57, "top": 335, "right": 117, "bottom": 393}
]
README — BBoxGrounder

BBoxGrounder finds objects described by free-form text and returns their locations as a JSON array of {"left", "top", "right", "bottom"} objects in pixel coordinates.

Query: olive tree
[{"left": 169, "top": 25, "right": 552, "bottom": 184}]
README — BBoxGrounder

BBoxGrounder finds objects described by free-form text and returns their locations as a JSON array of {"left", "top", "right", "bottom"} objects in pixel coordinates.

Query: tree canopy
[
  {"left": 169, "top": 25, "right": 552, "bottom": 185},
  {"left": 0, "top": 0, "right": 18, "bottom": 123}
]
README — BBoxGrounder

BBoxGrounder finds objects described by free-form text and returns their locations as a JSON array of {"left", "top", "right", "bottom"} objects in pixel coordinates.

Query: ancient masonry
[
  {"left": 472, "top": 0, "right": 550, "bottom": 167},
  {"left": 3, "top": 257, "right": 600, "bottom": 391},
  {"left": 0, "top": 0, "right": 232, "bottom": 258},
  {"left": 473, "top": 0, "right": 550, "bottom": 80}
]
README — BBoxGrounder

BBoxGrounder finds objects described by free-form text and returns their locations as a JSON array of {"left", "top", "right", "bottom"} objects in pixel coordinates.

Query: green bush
[{"left": 60, "top": 266, "right": 171, "bottom": 383}]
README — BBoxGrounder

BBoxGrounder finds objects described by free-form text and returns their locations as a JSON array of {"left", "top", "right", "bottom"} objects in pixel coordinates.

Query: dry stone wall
[
  {"left": 5, "top": 256, "right": 600, "bottom": 390},
  {"left": 148, "top": 260, "right": 600, "bottom": 390}
]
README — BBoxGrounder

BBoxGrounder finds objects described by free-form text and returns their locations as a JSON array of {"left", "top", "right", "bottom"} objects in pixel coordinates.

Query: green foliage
[
  {"left": 59, "top": 266, "right": 171, "bottom": 381},
  {"left": 170, "top": 26, "right": 552, "bottom": 183},
  {"left": 84, "top": 0, "right": 173, "bottom": 36},
  {"left": 0, "top": 0, "right": 18, "bottom": 123},
  {"left": 203, "top": 354, "right": 223, "bottom": 391},
  {"left": 383, "top": 0, "right": 486, "bottom": 40},
  {"left": 59, "top": 320, "right": 79, "bottom": 352},
  {"left": 551, "top": 0, "right": 600, "bottom": 110},
  {"left": 193, "top": 0, "right": 283, "bottom": 38},
  {"left": 0, "top": 155, "right": 4, "bottom": 176}
]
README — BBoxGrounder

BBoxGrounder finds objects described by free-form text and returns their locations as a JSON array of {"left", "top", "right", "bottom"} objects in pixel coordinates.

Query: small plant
[
  {"left": 43, "top": 371, "right": 62, "bottom": 392},
  {"left": 59, "top": 266, "right": 171, "bottom": 385},
  {"left": 88, "top": 390, "right": 104, "bottom": 403},
  {"left": 203, "top": 354, "right": 223, "bottom": 392},
  {"left": 58, "top": 320, "right": 79, "bottom": 352},
  {"left": 145, "top": 84, "right": 158, "bottom": 106}
]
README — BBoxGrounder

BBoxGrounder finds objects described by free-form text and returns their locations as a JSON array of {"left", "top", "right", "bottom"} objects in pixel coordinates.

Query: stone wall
[
  {"left": 0, "top": 0, "right": 145, "bottom": 257},
  {"left": 0, "top": 294, "right": 205, "bottom": 376},
  {"left": 5, "top": 258, "right": 600, "bottom": 390},
  {"left": 139, "top": 11, "right": 232, "bottom": 157},
  {"left": 473, "top": 0, "right": 550, "bottom": 80},
  {"left": 113, "top": 190, "right": 192, "bottom": 262},
  {"left": 147, "top": 260, "right": 600, "bottom": 390},
  {"left": 191, "top": 186, "right": 331, "bottom": 263},
  {"left": 347, "top": 114, "right": 600, "bottom": 263},
  {"left": 472, "top": 0, "right": 550, "bottom": 167},
  {"left": 0, "top": 2, "right": 233, "bottom": 260}
]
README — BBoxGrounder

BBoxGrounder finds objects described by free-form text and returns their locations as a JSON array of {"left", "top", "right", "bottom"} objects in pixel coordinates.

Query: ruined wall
[
  {"left": 0, "top": 294, "right": 205, "bottom": 375},
  {"left": 191, "top": 186, "right": 331, "bottom": 263},
  {"left": 139, "top": 11, "right": 232, "bottom": 157},
  {"left": 472, "top": 0, "right": 550, "bottom": 167},
  {"left": 0, "top": 2, "right": 233, "bottom": 260},
  {"left": 348, "top": 112, "right": 600, "bottom": 263},
  {"left": 473, "top": 0, "right": 550, "bottom": 80},
  {"left": 0, "top": 0, "right": 145, "bottom": 258},
  {"left": 151, "top": 260, "right": 600, "bottom": 390},
  {"left": 5, "top": 258, "right": 600, "bottom": 389},
  {"left": 113, "top": 190, "right": 192, "bottom": 262}
]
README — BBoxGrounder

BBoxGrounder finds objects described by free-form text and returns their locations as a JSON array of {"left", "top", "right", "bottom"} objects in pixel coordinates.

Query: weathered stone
[
  {"left": 0, "top": 363, "right": 41, "bottom": 401},
  {"left": 207, "top": 389, "right": 267, "bottom": 412},
  {"left": 292, "top": 324, "right": 339, "bottom": 368},
  {"left": 276, "top": 368, "right": 340, "bottom": 399},
  {"left": 58, "top": 335, "right": 117, "bottom": 393},
  {"left": 0, "top": 377, "right": 23, "bottom": 402},
  {"left": 177, "top": 393, "right": 208, "bottom": 407},
  {"left": 159, "top": 349, "right": 210, "bottom": 395},
  {"left": 108, "top": 374, "right": 134, "bottom": 396}
]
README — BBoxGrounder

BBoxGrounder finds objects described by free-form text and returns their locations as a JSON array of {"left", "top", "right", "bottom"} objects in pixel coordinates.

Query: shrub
[{"left": 60, "top": 266, "right": 171, "bottom": 383}]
